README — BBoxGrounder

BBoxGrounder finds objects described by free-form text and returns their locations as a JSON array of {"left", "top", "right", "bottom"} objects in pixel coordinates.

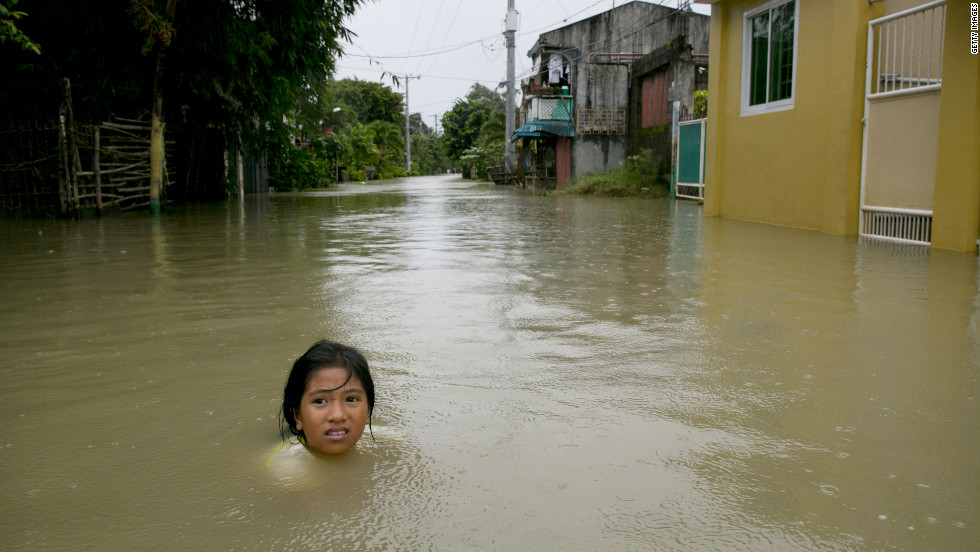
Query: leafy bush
[
  {"left": 693, "top": 90, "right": 708, "bottom": 119},
  {"left": 459, "top": 145, "right": 501, "bottom": 180},
  {"left": 555, "top": 149, "right": 668, "bottom": 197},
  {"left": 269, "top": 146, "right": 332, "bottom": 190}
]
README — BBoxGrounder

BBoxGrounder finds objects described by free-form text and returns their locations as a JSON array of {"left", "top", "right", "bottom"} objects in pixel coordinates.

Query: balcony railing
[
  {"left": 523, "top": 95, "right": 573, "bottom": 125},
  {"left": 868, "top": 0, "right": 945, "bottom": 99},
  {"left": 576, "top": 108, "right": 626, "bottom": 135}
]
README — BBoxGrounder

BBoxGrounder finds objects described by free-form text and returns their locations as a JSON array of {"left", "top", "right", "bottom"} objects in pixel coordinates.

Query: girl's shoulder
[
  {"left": 265, "top": 439, "right": 307, "bottom": 467},
  {"left": 267, "top": 439, "right": 327, "bottom": 490}
]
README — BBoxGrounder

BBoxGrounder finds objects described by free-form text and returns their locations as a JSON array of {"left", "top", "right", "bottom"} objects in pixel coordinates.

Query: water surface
[{"left": 1, "top": 176, "right": 977, "bottom": 550}]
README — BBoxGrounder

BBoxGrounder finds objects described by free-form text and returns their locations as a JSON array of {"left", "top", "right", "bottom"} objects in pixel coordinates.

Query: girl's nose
[{"left": 326, "top": 401, "right": 346, "bottom": 421}]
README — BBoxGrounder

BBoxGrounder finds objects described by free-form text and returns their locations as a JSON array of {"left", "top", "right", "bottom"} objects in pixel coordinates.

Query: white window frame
[{"left": 740, "top": 0, "right": 799, "bottom": 116}]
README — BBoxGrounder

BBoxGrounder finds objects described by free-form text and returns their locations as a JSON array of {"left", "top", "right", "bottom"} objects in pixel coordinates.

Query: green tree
[
  {"left": 1, "top": 1, "right": 150, "bottom": 120},
  {"left": 365, "top": 120, "right": 405, "bottom": 178},
  {"left": 441, "top": 84, "right": 504, "bottom": 160},
  {"left": 167, "top": 0, "right": 364, "bottom": 198},
  {"left": 336, "top": 123, "right": 378, "bottom": 181},
  {"left": 408, "top": 112, "right": 430, "bottom": 135},
  {"left": 328, "top": 78, "right": 404, "bottom": 127},
  {"left": 463, "top": 109, "right": 506, "bottom": 179},
  {"left": 0, "top": 0, "right": 40, "bottom": 54},
  {"left": 129, "top": 0, "right": 178, "bottom": 213},
  {"left": 1, "top": 0, "right": 365, "bottom": 201},
  {"left": 410, "top": 132, "right": 450, "bottom": 175},
  {"left": 441, "top": 83, "right": 505, "bottom": 176}
]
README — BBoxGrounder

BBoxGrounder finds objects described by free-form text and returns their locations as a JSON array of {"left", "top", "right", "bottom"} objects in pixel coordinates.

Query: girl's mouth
[{"left": 325, "top": 428, "right": 348, "bottom": 441}]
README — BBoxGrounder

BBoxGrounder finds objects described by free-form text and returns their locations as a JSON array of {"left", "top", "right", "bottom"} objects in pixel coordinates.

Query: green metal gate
[{"left": 675, "top": 118, "right": 706, "bottom": 200}]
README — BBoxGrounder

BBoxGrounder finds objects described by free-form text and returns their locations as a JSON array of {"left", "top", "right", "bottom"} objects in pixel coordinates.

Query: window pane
[
  {"left": 768, "top": 2, "right": 794, "bottom": 102},
  {"left": 749, "top": 13, "right": 769, "bottom": 106}
]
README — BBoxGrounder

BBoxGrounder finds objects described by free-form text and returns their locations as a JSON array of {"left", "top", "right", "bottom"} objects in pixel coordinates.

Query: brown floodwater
[{"left": 1, "top": 175, "right": 977, "bottom": 550}]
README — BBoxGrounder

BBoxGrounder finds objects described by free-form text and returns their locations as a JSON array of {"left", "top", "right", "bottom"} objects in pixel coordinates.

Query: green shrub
[
  {"left": 270, "top": 146, "right": 332, "bottom": 190},
  {"left": 460, "top": 145, "right": 501, "bottom": 180},
  {"left": 694, "top": 90, "right": 708, "bottom": 119},
  {"left": 555, "top": 149, "right": 668, "bottom": 197}
]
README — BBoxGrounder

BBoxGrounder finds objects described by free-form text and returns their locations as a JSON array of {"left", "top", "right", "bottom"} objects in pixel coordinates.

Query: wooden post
[
  {"left": 64, "top": 78, "right": 80, "bottom": 214},
  {"left": 58, "top": 111, "right": 69, "bottom": 216},
  {"left": 149, "top": 73, "right": 164, "bottom": 214},
  {"left": 94, "top": 125, "right": 103, "bottom": 216},
  {"left": 148, "top": 0, "right": 178, "bottom": 215},
  {"left": 237, "top": 149, "right": 244, "bottom": 201}
]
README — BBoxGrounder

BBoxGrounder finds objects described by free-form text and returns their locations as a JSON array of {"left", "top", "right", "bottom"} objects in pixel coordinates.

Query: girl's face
[{"left": 294, "top": 366, "right": 370, "bottom": 455}]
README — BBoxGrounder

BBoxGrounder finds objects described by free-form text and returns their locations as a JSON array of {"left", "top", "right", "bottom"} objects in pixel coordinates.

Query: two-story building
[
  {"left": 698, "top": 0, "right": 978, "bottom": 251},
  {"left": 513, "top": 1, "right": 710, "bottom": 189}
]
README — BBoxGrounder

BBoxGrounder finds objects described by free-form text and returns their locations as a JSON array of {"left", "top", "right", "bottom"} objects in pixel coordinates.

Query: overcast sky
[{"left": 333, "top": 0, "right": 710, "bottom": 131}]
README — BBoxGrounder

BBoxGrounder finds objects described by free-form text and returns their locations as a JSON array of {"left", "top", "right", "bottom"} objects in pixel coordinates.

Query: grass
[{"left": 551, "top": 152, "right": 670, "bottom": 198}]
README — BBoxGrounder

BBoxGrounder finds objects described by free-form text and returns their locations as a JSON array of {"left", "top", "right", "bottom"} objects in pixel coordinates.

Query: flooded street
[{"left": 1, "top": 175, "right": 977, "bottom": 550}]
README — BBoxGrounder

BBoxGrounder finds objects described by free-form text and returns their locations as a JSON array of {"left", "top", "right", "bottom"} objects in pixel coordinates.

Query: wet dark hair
[{"left": 280, "top": 340, "right": 375, "bottom": 440}]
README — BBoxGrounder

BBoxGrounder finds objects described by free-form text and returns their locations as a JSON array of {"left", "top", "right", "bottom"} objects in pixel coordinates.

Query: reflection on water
[{"left": 1, "top": 176, "right": 977, "bottom": 550}]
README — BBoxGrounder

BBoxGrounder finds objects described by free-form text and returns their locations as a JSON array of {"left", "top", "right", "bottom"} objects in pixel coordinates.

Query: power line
[
  {"left": 336, "top": 1, "right": 692, "bottom": 115},
  {"left": 343, "top": 35, "right": 498, "bottom": 60},
  {"left": 343, "top": 0, "right": 619, "bottom": 62},
  {"left": 414, "top": 0, "right": 444, "bottom": 75},
  {"left": 421, "top": 0, "right": 465, "bottom": 76},
  {"left": 511, "top": 3, "right": 689, "bottom": 83},
  {"left": 335, "top": 64, "right": 499, "bottom": 85},
  {"left": 402, "top": 0, "right": 427, "bottom": 73}
]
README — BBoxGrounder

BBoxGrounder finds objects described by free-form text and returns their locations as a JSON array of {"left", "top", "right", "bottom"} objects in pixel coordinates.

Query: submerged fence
[
  {"left": 1, "top": 80, "right": 173, "bottom": 217},
  {"left": 0, "top": 115, "right": 174, "bottom": 217},
  {"left": 0, "top": 119, "right": 63, "bottom": 216}
]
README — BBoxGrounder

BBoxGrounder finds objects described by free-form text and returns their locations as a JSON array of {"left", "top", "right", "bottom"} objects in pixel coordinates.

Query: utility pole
[
  {"left": 504, "top": 0, "right": 518, "bottom": 173},
  {"left": 433, "top": 114, "right": 439, "bottom": 135},
  {"left": 403, "top": 75, "right": 420, "bottom": 172}
]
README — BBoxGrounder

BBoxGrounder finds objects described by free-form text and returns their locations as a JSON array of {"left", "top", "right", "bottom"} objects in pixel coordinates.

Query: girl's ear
[{"left": 293, "top": 409, "right": 303, "bottom": 432}]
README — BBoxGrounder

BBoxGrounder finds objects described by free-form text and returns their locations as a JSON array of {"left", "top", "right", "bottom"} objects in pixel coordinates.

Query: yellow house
[{"left": 697, "top": 0, "right": 979, "bottom": 252}]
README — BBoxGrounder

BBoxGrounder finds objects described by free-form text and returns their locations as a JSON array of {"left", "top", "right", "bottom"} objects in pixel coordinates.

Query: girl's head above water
[{"left": 281, "top": 340, "right": 375, "bottom": 455}]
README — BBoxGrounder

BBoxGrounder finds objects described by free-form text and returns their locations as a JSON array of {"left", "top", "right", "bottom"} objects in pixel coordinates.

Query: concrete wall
[
  {"left": 931, "top": 0, "right": 980, "bottom": 252},
  {"left": 532, "top": 1, "right": 710, "bottom": 179},
  {"left": 573, "top": 135, "right": 627, "bottom": 177},
  {"left": 703, "top": 0, "right": 875, "bottom": 234}
]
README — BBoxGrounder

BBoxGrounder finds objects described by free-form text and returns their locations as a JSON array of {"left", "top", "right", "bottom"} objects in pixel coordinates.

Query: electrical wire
[
  {"left": 401, "top": 0, "right": 427, "bottom": 73},
  {"left": 420, "top": 0, "right": 465, "bottom": 75},
  {"left": 336, "top": 0, "right": 693, "bottom": 117},
  {"left": 414, "top": 0, "right": 445, "bottom": 75},
  {"left": 335, "top": 64, "right": 501, "bottom": 85},
  {"left": 511, "top": 2, "right": 687, "bottom": 83}
]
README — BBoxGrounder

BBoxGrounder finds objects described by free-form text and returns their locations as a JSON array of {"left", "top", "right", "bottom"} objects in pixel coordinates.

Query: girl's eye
[
  {"left": 345, "top": 396, "right": 359, "bottom": 403},
  {"left": 312, "top": 397, "right": 326, "bottom": 404}
]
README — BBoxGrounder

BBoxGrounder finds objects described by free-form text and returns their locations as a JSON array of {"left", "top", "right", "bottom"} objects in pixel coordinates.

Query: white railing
[
  {"left": 529, "top": 95, "right": 573, "bottom": 122},
  {"left": 868, "top": 0, "right": 946, "bottom": 99},
  {"left": 860, "top": 206, "right": 932, "bottom": 245}
]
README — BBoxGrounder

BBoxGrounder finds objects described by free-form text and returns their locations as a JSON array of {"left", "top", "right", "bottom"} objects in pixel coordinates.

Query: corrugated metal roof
[{"left": 513, "top": 121, "right": 575, "bottom": 138}]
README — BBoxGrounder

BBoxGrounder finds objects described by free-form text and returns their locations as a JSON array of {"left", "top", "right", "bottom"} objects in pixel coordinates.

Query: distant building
[
  {"left": 698, "top": 0, "right": 979, "bottom": 251},
  {"left": 514, "top": 1, "right": 710, "bottom": 189}
]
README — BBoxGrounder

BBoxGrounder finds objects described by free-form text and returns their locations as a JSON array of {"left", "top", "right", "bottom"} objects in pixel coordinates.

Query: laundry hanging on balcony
[{"left": 548, "top": 54, "right": 563, "bottom": 84}]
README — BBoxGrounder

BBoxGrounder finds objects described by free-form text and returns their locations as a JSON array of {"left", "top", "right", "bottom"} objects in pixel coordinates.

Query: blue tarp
[{"left": 513, "top": 121, "right": 575, "bottom": 138}]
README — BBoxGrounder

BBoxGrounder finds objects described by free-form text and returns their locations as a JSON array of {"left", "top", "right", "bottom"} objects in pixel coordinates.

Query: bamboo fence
[{"left": 1, "top": 81, "right": 174, "bottom": 217}]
